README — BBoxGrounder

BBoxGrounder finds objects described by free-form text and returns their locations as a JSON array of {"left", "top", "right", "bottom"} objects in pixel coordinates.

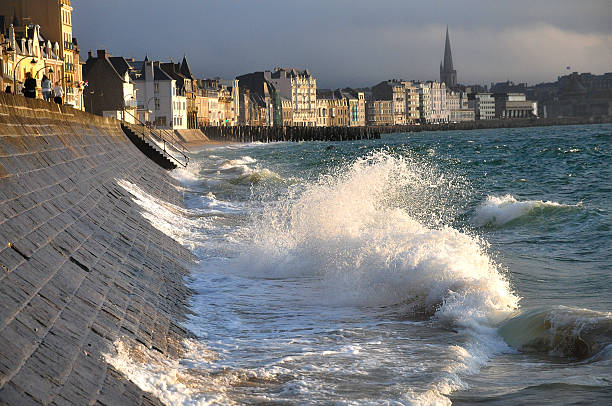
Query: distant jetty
[{"left": 202, "top": 116, "right": 611, "bottom": 143}]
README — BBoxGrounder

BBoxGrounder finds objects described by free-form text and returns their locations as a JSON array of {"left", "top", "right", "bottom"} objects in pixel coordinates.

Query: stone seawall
[{"left": 0, "top": 94, "right": 194, "bottom": 405}]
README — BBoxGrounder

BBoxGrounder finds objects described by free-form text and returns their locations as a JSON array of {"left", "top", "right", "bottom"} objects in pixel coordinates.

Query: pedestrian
[
  {"left": 4, "top": 85, "right": 11, "bottom": 94},
  {"left": 53, "top": 82, "right": 64, "bottom": 104},
  {"left": 23, "top": 72, "right": 37, "bottom": 98},
  {"left": 41, "top": 75, "right": 52, "bottom": 101}
]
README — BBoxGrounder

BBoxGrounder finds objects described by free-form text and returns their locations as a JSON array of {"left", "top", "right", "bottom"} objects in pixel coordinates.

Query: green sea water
[{"left": 120, "top": 123, "right": 611, "bottom": 405}]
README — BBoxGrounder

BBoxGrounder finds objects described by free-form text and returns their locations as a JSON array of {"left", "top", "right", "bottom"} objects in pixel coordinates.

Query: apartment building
[{"left": 264, "top": 67, "right": 317, "bottom": 127}]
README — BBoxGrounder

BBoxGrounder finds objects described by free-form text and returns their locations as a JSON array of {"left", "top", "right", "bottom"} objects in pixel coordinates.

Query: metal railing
[{"left": 122, "top": 109, "right": 190, "bottom": 168}]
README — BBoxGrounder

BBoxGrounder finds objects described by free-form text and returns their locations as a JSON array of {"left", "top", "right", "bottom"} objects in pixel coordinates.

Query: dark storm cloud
[{"left": 73, "top": 0, "right": 612, "bottom": 87}]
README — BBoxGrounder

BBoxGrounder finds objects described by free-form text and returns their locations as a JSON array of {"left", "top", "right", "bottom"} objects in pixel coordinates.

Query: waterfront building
[
  {"left": 264, "top": 67, "right": 317, "bottom": 127},
  {"left": 493, "top": 92, "right": 537, "bottom": 118},
  {"left": 430, "top": 81, "right": 449, "bottom": 123},
  {"left": 341, "top": 88, "right": 366, "bottom": 127},
  {"left": 197, "top": 80, "right": 220, "bottom": 126},
  {"left": 371, "top": 80, "right": 407, "bottom": 125},
  {"left": 1, "top": 0, "right": 84, "bottom": 109},
  {"left": 447, "top": 90, "right": 475, "bottom": 122},
  {"left": 401, "top": 81, "right": 421, "bottom": 124},
  {"left": 415, "top": 82, "right": 432, "bottom": 123},
  {"left": 533, "top": 72, "right": 612, "bottom": 118},
  {"left": 440, "top": 26, "right": 457, "bottom": 89},
  {"left": 131, "top": 58, "right": 186, "bottom": 129},
  {"left": 1, "top": 24, "right": 63, "bottom": 99},
  {"left": 468, "top": 93, "right": 495, "bottom": 120},
  {"left": 281, "top": 97, "right": 294, "bottom": 126},
  {"left": 83, "top": 49, "right": 136, "bottom": 123},
  {"left": 236, "top": 72, "right": 277, "bottom": 126},
  {"left": 179, "top": 56, "right": 199, "bottom": 129},
  {"left": 366, "top": 100, "right": 393, "bottom": 126},
  {"left": 316, "top": 89, "right": 350, "bottom": 127}
]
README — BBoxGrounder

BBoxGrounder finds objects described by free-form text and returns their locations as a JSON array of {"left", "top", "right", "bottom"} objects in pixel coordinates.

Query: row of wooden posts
[
  {"left": 201, "top": 116, "right": 611, "bottom": 144},
  {"left": 202, "top": 126, "right": 382, "bottom": 143}
]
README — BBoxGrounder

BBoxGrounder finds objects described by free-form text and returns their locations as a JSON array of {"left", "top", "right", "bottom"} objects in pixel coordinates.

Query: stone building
[
  {"left": 83, "top": 49, "right": 136, "bottom": 123},
  {"left": 448, "top": 90, "right": 475, "bottom": 122},
  {"left": 236, "top": 72, "right": 277, "bottom": 126},
  {"left": 131, "top": 57, "right": 187, "bottom": 129},
  {"left": 316, "top": 89, "right": 350, "bottom": 127},
  {"left": 401, "top": 81, "right": 421, "bottom": 124},
  {"left": 493, "top": 93, "right": 537, "bottom": 118},
  {"left": 0, "top": 24, "right": 63, "bottom": 98},
  {"left": 341, "top": 88, "right": 366, "bottom": 127},
  {"left": 264, "top": 67, "right": 317, "bottom": 127},
  {"left": 371, "top": 80, "right": 407, "bottom": 125},
  {"left": 416, "top": 82, "right": 432, "bottom": 123},
  {"left": 468, "top": 93, "right": 495, "bottom": 120},
  {"left": 429, "top": 81, "right": 449, "bottom": 123},
  {"left": 281, "top": 97, "right": 294, "bottom": 126},
  {"left": 366, "top": 100, "right": 393, "bottom": 126},
  {"left": 1, "top": 0, "right": 83, "bottom": 108},
  {"left": 440, "top": 26, "right": 457, "bottom": 89}
]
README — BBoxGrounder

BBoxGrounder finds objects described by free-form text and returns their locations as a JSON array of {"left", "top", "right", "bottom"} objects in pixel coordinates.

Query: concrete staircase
[{"left": 120, "top": 124, "right": 177, "bottom": 170}]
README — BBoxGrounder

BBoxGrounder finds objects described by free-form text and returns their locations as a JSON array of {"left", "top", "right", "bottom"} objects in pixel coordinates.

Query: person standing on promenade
[
  {"left": 4, "top": 85, "right": 11, "bottom": 94},
  {"left": 41, "top": 75, "right": 52, "bottom": 101},
  {"left": 53, "top": 82, "right": 64, "bottom": 104},
  {"left": 23, "top": 73, "right": 37, "bottom": 98}
]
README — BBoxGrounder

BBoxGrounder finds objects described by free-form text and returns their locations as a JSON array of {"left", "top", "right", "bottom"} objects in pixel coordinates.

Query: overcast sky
[{"left": 73, "top": 0, "right": 612, "bottom": 88}]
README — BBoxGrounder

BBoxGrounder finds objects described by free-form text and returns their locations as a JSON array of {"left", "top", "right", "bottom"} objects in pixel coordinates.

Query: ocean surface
[{"left": 110, "top": 124, "right": 611, "bottom": 405}]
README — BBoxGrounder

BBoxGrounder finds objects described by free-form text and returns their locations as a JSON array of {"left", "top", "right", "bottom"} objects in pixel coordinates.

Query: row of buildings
[
  {"left": 0, "top": 0, "right": 84, "bottom": 110},
  {"left": 2, "top": 3, "right": 607, "bottom": 130}
]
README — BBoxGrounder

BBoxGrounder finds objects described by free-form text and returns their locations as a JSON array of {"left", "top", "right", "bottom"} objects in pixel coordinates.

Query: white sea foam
[
  {"left": 472, "top": 194, "right": 577, "bottom": 227},
  {"left": 227, "top": 150, "right": 519, "bottom": 402},
  {"left": 116, "top": 179, "right": 241, "bottom": 249},
  {"left": 104, "top": 338, "right": 281, "bottom": 406}
]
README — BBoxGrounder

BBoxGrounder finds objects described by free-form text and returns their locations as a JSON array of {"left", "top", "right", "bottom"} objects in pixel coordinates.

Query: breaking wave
[
  {"left": 472, "top": 194, "right": 581, "bottom": 227},
  {"left": 499, "top": 306, "right": 612, "bottom": 359}
]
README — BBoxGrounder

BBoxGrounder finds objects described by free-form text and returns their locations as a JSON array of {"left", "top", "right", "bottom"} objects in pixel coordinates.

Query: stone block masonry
[{"left": 0, "top": 93, "right": 195, "bottom": 406}]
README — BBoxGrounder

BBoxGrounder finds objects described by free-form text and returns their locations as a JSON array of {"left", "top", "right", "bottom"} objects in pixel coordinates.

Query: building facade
[
  {"left": 264, "top": 68, "right": 317, "bottom": 127},
  {"left": 83, "top": 49, "right": 136, "bottom": 123},
  {"left": 1, "top": 24, "right": 63, "bottom": 98},
  {"left": 372, "top": 80, "right": 407, "bottom": 125},
  {"left": 132, "top": 59, "right": 187, "bottom": 129},
  {"left": 468, "top": 93, "right": 495, "bottom": 120},
  {"left": 1, "top": 0, "right": 84, "bottom": 109},
  {"left": 401, "top": 81, "right": 420, "bottom": 124},
  {"left": 366, "top": 100, "right": 393, "bottom": 126},
  {"left": 429, "top": 81, "right": 449, "bottom": 123},
  {"left": 494, "top": 93, "right": 537, "bottom": 118}
]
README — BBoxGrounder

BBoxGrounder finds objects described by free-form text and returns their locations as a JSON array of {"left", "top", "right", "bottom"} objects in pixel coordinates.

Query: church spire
[
  {"left": 443, "top": 26, "right": 453, "bottom": 71},
  {"left": 440, "top": 26, "right": 457, "bottom": 88}
]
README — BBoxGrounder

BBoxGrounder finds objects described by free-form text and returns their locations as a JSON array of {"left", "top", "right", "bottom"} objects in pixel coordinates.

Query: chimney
[
  {"left": 97, "top": 49, "right": 106, "bottom": 59},
  {"left": 88, "top": 50, "right": 92, "bottom": 59}
]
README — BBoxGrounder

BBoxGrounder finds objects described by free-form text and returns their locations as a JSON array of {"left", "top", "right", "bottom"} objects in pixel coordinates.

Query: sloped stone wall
[{"left": 0, "top": 94, "right": 194, "bottom": 406}]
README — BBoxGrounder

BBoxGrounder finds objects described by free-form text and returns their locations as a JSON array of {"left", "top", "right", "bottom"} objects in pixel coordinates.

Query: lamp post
[
  {"left": 13, "top": 57, "right": 37, "bottom": 95},
  {"left": 35, "top": 65, "right": 54, "bottom": 78}
]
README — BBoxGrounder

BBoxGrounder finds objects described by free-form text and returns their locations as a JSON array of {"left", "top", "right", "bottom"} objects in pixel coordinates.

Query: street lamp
[
  {"left": 13, "top": 57, "right": 37, "bottom": 94},
  {"left": 35, "top": 65, "right": 54, "bottom": 77}
]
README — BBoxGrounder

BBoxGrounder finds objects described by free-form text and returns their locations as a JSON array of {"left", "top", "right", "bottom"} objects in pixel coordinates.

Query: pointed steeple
[
  {"left": 440, "top": 26, "right": 457, "bottom": 88},
  {"left": 443, "top": 26, "right": 453, "bottom": 71},
  {"left": 144, "top": 54, "right": 149, "bottom": 62},
  {"left": 180, "top": 55, "right": 195, "bottom": 79}
]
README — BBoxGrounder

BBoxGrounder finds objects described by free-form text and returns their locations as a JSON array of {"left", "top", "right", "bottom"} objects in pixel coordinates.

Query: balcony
[{"left": 64, "top": 41, "right": 74, "bottom": 51}]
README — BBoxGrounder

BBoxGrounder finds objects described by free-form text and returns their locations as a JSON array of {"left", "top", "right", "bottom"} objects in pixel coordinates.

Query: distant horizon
[{"left": 72, "top": 0, "right": 612, "bottom": 89}]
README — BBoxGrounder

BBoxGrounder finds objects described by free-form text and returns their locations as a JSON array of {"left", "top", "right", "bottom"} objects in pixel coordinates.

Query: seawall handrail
[{"left": 122, "top": 109, "right": 190, "bottom": 168}]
